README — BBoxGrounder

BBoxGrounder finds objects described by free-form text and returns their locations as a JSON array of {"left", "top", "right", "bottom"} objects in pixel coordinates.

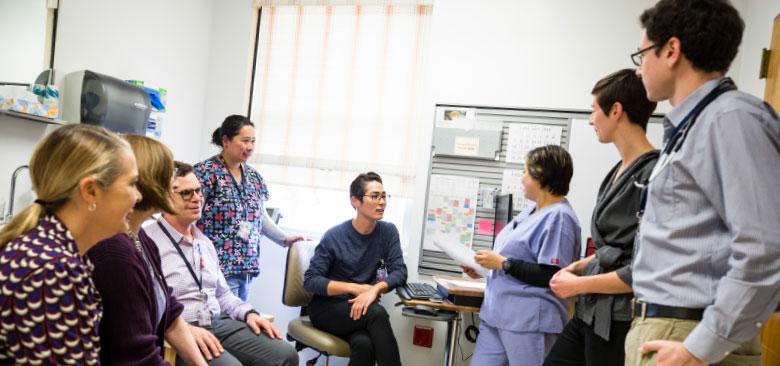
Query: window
[{"left": 249, "top": 4, "right": 432, "bottom": 238}]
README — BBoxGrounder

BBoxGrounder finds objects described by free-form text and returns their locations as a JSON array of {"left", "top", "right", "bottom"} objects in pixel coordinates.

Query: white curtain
[{"left": 249, "top": 4, "right": 432, "bottom": 235}]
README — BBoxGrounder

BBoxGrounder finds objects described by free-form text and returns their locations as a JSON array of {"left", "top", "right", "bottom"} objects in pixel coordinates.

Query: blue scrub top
[{"left": 480, "top": 200, "right": 581, "bottom": 333}]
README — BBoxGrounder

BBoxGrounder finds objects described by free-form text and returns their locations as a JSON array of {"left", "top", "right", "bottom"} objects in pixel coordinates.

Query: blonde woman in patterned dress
[{"left": 0, "top": 124, "right": 140, "bottom": 364}]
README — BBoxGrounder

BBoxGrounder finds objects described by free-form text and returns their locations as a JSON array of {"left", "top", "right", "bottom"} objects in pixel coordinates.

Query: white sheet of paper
[
  {"left": 439, "top": 279, "right": 486, "bottom": 290},
  {"left": 432, "top": 239, "right": 490, "bottom": 278}
]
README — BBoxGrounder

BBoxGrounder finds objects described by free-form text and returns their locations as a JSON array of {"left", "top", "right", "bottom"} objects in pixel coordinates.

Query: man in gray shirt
[{"left": 627, "top": 0, "right": 780, "bottom": 365}]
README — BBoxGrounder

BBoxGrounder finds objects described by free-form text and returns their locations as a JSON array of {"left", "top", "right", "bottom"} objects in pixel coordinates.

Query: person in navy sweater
[{"left": 304, "top": 172, "right": 407, "bottom": 366}]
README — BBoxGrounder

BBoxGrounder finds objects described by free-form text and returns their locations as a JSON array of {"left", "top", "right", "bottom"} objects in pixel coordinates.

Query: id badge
[
  {"left": 376, "top": 267, "right": 387, "bottom": 283},
  {"left": 196, "top": 292, "right": 211, "bottom": 326},
  {"left": 197, "top": 308, "right": 211, "bottom": 327},
  {"left": 375, "top": 260, "right": 387, "bottom": 283},
  {"left": 238, "top": 221, "right": 252, "bottom": 241}
]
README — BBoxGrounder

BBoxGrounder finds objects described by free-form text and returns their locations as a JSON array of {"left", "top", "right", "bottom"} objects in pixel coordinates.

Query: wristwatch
[
  {"left": 244, "top": 309, "right": 259, "bottom": 322},
  {"left": 501, "top": 259, "right": 512, "bottom": 272}
]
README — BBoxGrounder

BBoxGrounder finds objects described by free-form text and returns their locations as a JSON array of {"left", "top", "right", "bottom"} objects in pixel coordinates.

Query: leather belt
[{"left": 632, "top": 300, "right": 704, "bottom": 321}]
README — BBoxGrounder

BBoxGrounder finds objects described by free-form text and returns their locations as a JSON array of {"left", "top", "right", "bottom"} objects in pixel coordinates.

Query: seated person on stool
[
  {"left": 143, "top": 161, "right": 299, "bottom": 366},
  {"left": 303, "top": 172, "right": 407, "bottom": 366}
]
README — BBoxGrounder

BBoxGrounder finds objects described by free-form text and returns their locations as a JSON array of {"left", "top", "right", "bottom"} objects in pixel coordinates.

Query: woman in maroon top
[
  {"left": 88, "top": 135, "right": 206, "bottom": 366},
  {"left": 0, "top": 124, "right": 140, "bottom": 364}
]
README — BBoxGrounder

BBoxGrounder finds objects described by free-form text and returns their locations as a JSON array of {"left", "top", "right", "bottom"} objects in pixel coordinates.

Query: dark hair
[
  {"left": 591, "top": 69, "right": 657, "bottom": 130},
  {"left": 526, "top": 145, "right": 573, "bottom": 196},
  {"left": 174, "top": 161, "right": 194, "bottom": 178},
  {"left": 350, "top": 172, "right": 383, "bottom": 203},
  {"left": 640, "top": 0, "right": 744, "bottom": 73},
  {"left": 211, "top": 115, "right": 255, "bottom": 147}
]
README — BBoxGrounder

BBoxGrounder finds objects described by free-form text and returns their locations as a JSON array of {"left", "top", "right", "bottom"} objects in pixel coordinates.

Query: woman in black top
[{"left": 545, "top": 69, "right": 659, "bottom": 366}]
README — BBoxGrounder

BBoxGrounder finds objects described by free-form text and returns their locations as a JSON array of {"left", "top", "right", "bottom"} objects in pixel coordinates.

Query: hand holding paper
[
  {"left": 432, "top": 239, "right": 490, "bottom": 278},
  {"left": 474, "top": 249, "right": 506, "bottom": 270}
]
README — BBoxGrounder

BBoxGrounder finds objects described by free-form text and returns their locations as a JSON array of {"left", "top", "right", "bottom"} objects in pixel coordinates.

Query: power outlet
[{"left": 412, "top": 325, "right": 433, "bottom": 348}]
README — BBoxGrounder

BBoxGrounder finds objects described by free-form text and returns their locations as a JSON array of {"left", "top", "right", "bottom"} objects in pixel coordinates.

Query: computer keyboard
[{"left": 404, "top": 282, "right": 438, "bottom": 299}]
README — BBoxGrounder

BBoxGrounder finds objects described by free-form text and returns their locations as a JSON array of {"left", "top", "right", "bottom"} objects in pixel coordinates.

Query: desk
[{"left": 400, "top": 276, "right": 484, "bottom": 366}]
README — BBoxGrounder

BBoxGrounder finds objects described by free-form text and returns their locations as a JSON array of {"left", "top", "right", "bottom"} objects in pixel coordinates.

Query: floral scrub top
[
  {"left": 0, "top": 215, "right": 102, "bottom": 364},
  {"left": 194, "top": 155, "right": 274, "bottom": 277}
]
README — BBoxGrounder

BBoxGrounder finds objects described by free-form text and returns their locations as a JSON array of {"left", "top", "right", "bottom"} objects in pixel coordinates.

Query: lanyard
[
  {"left": 636, "top": 78, "right": 737, "bottom": 217},
  {"left": 157, "top": 220, "right": 204, "bottom": 292},
  {"left": 218, "top": 155, "right": 250, "bottom": 219}
]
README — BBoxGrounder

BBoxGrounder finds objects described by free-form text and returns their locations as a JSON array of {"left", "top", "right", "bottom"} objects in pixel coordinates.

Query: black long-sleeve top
[{"left": 504, "top": 259, "right": 560, "bottom": 287}]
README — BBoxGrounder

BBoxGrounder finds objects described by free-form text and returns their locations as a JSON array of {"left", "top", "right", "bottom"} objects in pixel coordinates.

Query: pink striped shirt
[{"left": 142, "top": 218, "right": 253, "bottom": 323}]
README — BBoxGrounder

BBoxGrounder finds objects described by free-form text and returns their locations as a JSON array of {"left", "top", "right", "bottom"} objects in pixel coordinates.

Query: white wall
[
  {"left": 198, "top": 0, "right": 257, "bottom": 162},
  {"left": 52, "top": 0, "right": 215, "bottom": 163},
  {"left": 0, "top": 0, "right": 48, "bottom": 83}
]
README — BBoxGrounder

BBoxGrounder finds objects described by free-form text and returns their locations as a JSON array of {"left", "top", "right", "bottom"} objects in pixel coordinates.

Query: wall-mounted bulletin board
[{"left": 418, "top": 104, "right": 664, "bottom": 277}]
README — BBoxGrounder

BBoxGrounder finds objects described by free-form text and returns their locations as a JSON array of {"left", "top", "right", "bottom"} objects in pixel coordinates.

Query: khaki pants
[{"left": 624, "top": 317, "right": 761, "bottom": 366}]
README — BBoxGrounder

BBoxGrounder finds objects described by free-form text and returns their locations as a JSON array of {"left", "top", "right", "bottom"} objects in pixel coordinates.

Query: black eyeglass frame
[
  {"left": 175, "top": 187, "right": 203, "bottom": 201},
  {"left": 362, "top": 193, "right": 390, "bottom": 202},
  {"left": 630, "top": 43, "right": 659, "bottom": 66}
]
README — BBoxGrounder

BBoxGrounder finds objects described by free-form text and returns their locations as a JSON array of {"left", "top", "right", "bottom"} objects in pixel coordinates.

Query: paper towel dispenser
[{"left": 61, "top": 70, "right": 150, "bottom": 135}]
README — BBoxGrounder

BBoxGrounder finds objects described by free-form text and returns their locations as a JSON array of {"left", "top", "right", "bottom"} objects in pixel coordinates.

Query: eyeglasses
[
  {"left": 175, "top": 187, "right": 203, "bottom": 201},
  {"left": 630, "top": 44, "right": 657, "bottom": 66},
  {"left": 363, "top": 193, "right": 389, "bottom": 202}
]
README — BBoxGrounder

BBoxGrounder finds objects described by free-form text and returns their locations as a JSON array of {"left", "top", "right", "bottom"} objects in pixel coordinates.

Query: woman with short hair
[
  {"left": 464, "top": 145, "right": 581, "bottom": 366},
  {"left": 544, "top": 69, "right": 659, "bottom": 366},
  {"left": 0, "top": 124, "right": 140, "bottom": 364}
]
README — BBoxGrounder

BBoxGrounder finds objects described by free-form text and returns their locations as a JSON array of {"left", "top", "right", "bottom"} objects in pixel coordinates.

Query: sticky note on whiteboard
[{"left": 477, "top": 220, "right": 493, "bottom": 235}]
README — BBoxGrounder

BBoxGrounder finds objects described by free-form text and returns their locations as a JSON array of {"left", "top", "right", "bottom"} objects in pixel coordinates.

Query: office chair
[{"left": 282, "top": 241, "right": 351, "bottom": 366}]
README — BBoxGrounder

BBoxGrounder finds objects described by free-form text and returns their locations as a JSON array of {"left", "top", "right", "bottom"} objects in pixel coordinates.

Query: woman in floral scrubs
[{"left": 195, "top": 115, "right": 303, "bottom": 301}]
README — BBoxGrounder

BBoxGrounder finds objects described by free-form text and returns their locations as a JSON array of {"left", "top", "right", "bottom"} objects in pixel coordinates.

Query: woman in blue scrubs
[{"left": 464, "top": 145, "right": 581, "bottom": 366}]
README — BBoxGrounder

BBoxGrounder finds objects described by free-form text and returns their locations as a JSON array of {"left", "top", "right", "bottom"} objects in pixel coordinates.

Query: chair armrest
[{"left": 163, "top": 340, "right": 176, "bottom": 363}]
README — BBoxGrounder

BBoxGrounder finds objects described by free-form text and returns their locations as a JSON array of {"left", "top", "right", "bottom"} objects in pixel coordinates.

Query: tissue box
[{"left": 0, "top": 85, "right": 59, "bottom": 119}]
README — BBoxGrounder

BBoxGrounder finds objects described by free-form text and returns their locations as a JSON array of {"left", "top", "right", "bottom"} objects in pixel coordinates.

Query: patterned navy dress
[
  {"left": 0, "top": 215, "right": 102, "bottom": 365},
  {"left": 194, "top": 155, "right": 270, "bottom": 278}
]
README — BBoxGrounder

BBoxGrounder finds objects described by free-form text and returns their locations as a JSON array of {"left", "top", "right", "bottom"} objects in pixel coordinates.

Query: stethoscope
[{"left": 633, "top": 78, "right": 737, "bottom": 217}]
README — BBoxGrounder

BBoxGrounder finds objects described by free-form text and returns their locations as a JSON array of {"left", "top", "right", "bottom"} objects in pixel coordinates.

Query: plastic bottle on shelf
[{"left": 158, "top": 88, "right": 167, "bottom": 112}]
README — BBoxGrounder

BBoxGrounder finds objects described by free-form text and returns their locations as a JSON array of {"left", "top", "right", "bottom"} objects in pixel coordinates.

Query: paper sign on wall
[
  {"left": 453, "top": 136, "right": 479, "bottom": 156},
  {"left": 505, "top": 123, "right": 563, "bottom": 163}
]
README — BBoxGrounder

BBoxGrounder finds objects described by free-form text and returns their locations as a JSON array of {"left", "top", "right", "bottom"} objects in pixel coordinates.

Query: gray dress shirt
[{"left": 632, "top": 78, "right": 780, "bottom": 364}]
